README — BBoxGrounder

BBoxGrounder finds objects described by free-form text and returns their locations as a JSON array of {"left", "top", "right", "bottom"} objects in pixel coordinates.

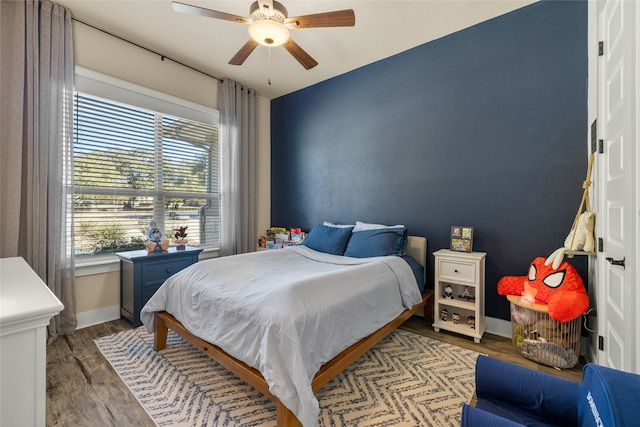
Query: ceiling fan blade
[
  {"left": 284, "top": 9, "right": 355, "bottom": 28},
  {"left": 229, "top": 39, "right": 259, "bottom": 66},
  {"left": 282, "top": 38, "right": 318, "bottom": 70},
  {"left": 172, "top": 1, "right": 250, "bottom": 24}
]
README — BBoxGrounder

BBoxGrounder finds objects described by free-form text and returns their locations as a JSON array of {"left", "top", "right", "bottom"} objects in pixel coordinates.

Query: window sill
[{"left": 74, "top": 246, "right": 220, "bottom": 277}]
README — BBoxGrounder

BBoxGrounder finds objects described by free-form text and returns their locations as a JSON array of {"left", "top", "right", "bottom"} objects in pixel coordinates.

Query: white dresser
[{"left": 0, "top": 257, "right": 64, "bottom": 427}]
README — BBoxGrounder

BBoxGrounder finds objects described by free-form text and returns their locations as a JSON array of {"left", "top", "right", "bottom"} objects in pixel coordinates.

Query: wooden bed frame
[{"left": 153, "top": 236, "right": 433, "bottom": 427}]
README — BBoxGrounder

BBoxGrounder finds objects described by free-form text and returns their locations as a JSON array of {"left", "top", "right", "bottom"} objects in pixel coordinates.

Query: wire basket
[{"left": 508, "top": 295, "right": 580, "bottom": 369}]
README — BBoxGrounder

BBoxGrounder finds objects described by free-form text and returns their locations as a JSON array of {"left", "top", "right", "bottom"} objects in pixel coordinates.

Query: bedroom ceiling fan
[{"left": 172, "top": 1, "right": 355, "bottom": 70}]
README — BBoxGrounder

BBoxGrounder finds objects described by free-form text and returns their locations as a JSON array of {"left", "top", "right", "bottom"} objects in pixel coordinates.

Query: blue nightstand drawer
[
  {"left": 142, "top": 284, "right": 162, "bottom": 305},
  {"left": 142, "top": 257, "right": 194, "bottom": 288}
]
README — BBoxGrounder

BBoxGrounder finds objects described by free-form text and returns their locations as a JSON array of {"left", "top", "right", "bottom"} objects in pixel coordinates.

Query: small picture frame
[{"left": 450, "top": 226, "right": 473, "bottom": 252}]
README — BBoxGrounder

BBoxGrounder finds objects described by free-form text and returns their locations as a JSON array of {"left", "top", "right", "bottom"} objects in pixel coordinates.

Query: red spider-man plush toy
[{"left": 497, "top": 257, "right": 589, "bottom": 322}]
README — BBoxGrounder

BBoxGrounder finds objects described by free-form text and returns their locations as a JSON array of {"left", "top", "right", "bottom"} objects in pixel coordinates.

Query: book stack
[{"left": 258, "top": 227, "right": 306, "bottom": 249}]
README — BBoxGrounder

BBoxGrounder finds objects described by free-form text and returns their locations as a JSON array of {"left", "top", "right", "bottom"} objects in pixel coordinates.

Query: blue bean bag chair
[{"left": 460, "top": 355, "right": 640, "bottom": 426}]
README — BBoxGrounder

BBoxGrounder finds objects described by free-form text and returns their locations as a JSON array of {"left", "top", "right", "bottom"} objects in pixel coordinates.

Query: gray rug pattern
[{"left": 95, "top": 327, "right": 479, "bottom": 426}]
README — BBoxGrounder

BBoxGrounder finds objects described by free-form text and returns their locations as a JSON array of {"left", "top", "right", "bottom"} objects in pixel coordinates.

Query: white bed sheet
[{"left": 140, "top": 245, "right": 422, "bottom": 427}]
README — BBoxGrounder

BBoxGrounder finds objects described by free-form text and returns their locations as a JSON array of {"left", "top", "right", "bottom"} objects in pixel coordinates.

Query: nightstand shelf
[
  {"left": 117, "top": 246, "right": 202, "bottom": 327},
  {"left": 432, "top": 249, "right": 486, "bottom": 343}
]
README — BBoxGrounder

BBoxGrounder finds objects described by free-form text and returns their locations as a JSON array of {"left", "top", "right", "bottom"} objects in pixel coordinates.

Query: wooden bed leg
[
  {"left": 154, "top": 313, "right": 169, "bottom": 351},
  {"left": 276, "top": 400, "right": 302, "bottom": 427},
  {"left": 424, "top": 290, "right": 434, "bottom": 325}
]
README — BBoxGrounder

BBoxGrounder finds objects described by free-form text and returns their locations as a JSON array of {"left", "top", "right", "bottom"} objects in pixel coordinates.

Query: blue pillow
[
  {"left": 303, "top": 224, "right": 354, "bottom": 255},
  {"left": 343, "top": 227, "right": 407, "bottom": 258}
]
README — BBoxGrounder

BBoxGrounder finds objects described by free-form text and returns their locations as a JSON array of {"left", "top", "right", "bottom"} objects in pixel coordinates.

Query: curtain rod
[{"left": 72, "top": 17, "right": 223, "bottom": 83}]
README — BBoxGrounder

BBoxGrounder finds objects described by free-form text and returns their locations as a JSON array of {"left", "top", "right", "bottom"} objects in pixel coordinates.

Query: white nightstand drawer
[{"left": 439, "top": 259, "right": 476, "bottom": 284}]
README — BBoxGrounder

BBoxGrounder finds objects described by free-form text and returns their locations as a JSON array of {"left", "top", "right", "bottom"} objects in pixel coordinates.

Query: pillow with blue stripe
[
  {"left": 303, "top": 224, "right": 354, "bottom": 255},
  {"left": 344, "top": 227, "right": 408, "bottom": 258}
]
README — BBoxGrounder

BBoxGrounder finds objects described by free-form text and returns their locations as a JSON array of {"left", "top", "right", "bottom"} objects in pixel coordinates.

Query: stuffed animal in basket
[
  {"left": 146, "top": 220, "right": 169, "bottom": 253},
  {"left": 497, "top": 257, "right": 589, "bottom": 322}
]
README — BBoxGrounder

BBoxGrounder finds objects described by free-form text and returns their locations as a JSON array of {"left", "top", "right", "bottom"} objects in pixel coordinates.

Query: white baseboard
[
  {"left": 485, "top": 317, "right": 512, "bottom": 338},
  {"left": 76, "top": 304, "right": 121, "bottom": 330}
]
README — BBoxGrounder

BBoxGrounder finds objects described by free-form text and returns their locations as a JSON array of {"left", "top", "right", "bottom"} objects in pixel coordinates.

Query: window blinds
[{"left": 73, "top": 92, "right": 220, "bottom": 256}]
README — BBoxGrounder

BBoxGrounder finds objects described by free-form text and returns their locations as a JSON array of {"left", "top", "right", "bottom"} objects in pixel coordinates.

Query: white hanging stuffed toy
[
  {"left": 548, "top": 211, "right": 596, "bottom": 269},
  {"left": 546, "top": 154, "right": 596, "bottom": 269},
  {"left": 564, "top": 211, "right": 595, "bottom": 252}
]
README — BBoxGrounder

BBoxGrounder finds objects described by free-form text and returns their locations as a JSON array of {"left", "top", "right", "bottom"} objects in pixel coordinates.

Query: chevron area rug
[{"left": 95, "top": 327, "right": 479, "bottom": 427}]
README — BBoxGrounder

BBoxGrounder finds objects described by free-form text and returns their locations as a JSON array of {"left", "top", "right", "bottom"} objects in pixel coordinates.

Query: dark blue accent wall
[{"left": 270, "top": 1, "right": 588, "bottom": 321}]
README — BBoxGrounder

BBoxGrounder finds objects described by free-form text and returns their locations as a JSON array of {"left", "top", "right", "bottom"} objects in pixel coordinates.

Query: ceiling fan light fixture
[{"left": 248, "top": 19, "right": 289, "bottom": 46}]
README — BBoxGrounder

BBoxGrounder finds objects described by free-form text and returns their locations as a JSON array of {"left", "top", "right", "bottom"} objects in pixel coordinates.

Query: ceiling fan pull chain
[{"left": 268, "top": 46, "right": 272, "bottom": 85}]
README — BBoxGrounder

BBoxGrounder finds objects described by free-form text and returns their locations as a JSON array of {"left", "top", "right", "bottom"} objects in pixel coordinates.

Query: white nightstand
[{"left": 432, "top": 249, "right": 486, "bottom": 343}]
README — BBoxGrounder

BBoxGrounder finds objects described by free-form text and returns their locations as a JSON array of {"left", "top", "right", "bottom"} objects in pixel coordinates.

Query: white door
[{"left": 597, "top": 0, "right": 638, "bottom": 373}]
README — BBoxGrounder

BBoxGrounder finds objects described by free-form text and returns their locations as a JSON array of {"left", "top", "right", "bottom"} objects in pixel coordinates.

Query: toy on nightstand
[
  {"left": 146, "top": 220, "right": 170, "bottom": 253},
  {"left": 452, "top": 313, "right": 460, "bottom": 324},
  {"left": 174, "top": 226, "right": 188, "bottom": 250},
  {"left": 440, "top": 308, "right": 449, "bottom": 321},
  {"left": 443, "top": 284, "right": 454, "bottom": 299},
  {"left": 468, "top": 316, "right": 476, "bottom": 329},
  {"left": 458, "top": 286, "right": 475, "bottom": 302}
]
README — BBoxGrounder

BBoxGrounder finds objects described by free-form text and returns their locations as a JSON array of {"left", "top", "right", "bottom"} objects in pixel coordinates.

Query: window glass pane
[
  {"left": 73, "top": 92, "right": 220, "bottom": 257},
  {"left": 161, "top": 116, "right": 219, "bottom": 193},
  {"left": 74, "top": 94, "right": 155, "bottom": 190},
  {"left": 74, "top": 194, "right": 150, "bottom": 255}
]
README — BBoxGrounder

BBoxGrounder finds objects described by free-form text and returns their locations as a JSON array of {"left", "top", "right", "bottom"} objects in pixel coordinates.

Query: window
[{"left": 73, "top": 79, "right": 219, "bottom": 257}]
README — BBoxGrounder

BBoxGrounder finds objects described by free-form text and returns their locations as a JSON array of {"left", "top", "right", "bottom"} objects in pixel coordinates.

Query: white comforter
[{"left": 140, "top": 245, "right": 422, "bottom": 427}]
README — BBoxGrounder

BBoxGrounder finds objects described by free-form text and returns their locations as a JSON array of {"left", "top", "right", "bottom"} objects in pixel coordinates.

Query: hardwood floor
[
  {"left": 400, "top": 316, "right": 584, "bottom": 382},
  {"left": 46, "top": 320, "right": 155, "bottom": 427},
  {"left": 46, "top": 316, "right": 584, "bottom": 426}
]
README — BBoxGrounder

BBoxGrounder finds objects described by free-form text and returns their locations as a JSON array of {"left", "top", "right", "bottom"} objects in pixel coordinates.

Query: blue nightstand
[{"left": 117, "top": 246, "right": 203, "bottom": 327}]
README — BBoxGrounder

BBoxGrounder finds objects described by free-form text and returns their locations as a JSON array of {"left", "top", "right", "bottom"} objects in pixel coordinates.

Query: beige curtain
[
  {"left": 218, "top": 79, "right": 259, "bottom": 256},
  {"left": 0, "top": 0, "right": 77, "bottom": 341}
]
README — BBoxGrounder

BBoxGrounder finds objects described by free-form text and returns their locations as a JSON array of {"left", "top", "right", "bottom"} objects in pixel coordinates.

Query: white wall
[
  {"left": 74, "top": 23, "right": 217, "bottom": 109},
  {"left": 72, "top": 21, "right": 271, "bottom": 328}
]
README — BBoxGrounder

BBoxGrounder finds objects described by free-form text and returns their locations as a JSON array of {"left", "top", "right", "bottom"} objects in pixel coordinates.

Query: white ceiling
[{"left": 56, "top": 0, "right": 536, "bottom": 99}]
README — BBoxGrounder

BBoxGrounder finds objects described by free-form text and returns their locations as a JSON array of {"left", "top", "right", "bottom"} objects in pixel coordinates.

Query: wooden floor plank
[
  {"left": 400, "top": 316, "right": 584, "bottom": 382},
  {"left": 46, "top": 320, "right": 155, "bottom": 427},
  {"left": 46, "top": 316, "right": 583, "bottom": 426}
]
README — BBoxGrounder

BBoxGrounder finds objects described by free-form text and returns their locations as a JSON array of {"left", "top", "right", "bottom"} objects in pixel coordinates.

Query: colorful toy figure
[
  {"left": 440, "top": 308, "right": 449, "bottom": 321},
  {"left": 458, "top": 287, "right": 475, "bottom": 302},
  {"left": 467, "top": 316, "right": 476, "bottom": 329},
  {"left": 452, "top": 313, "right": 460, "bottom": 324},
  {"left": 146, "top": 220, "right": 169, "bottom": 253},
  {"left": 174, "top": 225, "right": 188, "bottom": 250},
  {"left": 497, "top": 257, "right": 589, "bottom": 322},
  {"left": 443, "top": 284, "right": 454, "bottom": 299},
  {"left": 174, "top": 226, "right": 188, "bottom": 241}
]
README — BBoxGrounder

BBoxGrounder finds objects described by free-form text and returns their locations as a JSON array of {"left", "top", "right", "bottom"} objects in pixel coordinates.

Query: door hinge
[
  {"left": 598, "top": 238, "right": 604, "bottom": 252},
  {"left": 599, "top": 41, "right": 604, "bottom": 56},
  {"left": 591, "top": 119, "right": 597, "bottom": 153},
  {"left": 599, "top": 139, "right": 604, "bottom": 154},
  {"left": 598, "top": 335, "right": 604, "bottom": 351}
]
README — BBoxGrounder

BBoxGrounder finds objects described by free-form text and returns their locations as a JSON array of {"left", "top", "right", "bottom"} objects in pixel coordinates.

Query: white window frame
[{"left": 74, "top": 67, "right": 221, "bottom": 275}]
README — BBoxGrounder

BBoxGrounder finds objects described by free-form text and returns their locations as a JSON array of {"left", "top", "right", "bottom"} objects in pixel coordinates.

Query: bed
[{"left": 140, "top": 227, "right": 433, "bottom": 427}]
